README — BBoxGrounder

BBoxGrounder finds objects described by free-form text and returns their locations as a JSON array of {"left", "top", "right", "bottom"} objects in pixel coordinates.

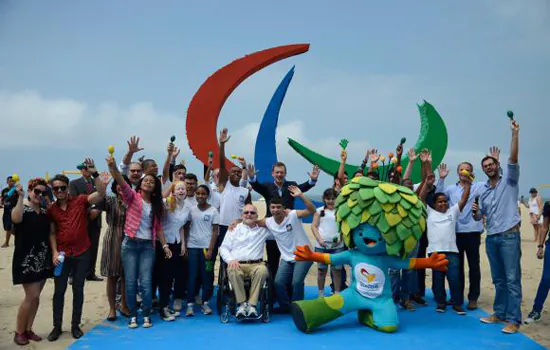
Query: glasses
[
  {"left": 33, "top": 189, "right": 45, "bottom": 196},
  {"left": 52, "top": 186, "right": 67, "bottom": 192},
  {"left": 243, "top": 211, "right": 257, "bottom": 215}
]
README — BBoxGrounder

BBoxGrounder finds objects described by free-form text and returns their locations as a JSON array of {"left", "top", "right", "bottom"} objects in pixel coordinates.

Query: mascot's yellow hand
[{"left": 294, "top": 245, "right": 329, "bottom": 264}]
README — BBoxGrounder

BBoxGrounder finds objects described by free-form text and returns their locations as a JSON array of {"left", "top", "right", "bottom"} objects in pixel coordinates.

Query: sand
[{"left": 0, "top": 204, "right": 547, "bottom": 349}]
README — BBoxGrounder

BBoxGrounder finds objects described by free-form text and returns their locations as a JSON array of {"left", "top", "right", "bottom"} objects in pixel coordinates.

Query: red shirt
[{"left": 47, "top": 195, "right": 90, "bottom": 257}]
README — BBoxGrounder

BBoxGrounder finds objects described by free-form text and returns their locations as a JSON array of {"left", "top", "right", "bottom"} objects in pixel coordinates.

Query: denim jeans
[
  {"left": 486, "top": 231, "right": 522, "bottom": 324},
  {"left": 274, "top": 260, "right": 313, "bottom": 309},
  {"left": 431, "top": 252, "right": 461, "bottom": 306},
  {"left": 121, "top": 236, "right": 156, "bottom": 318},
  {"left": 389, "top": 243, "right": 419, "bottom": 300},
  {"left": 533, "top": 240, "right": 550, "bottom": 313},
  {"left": 187, "top": 248, "right": 214, "bottom": 304},
  {"left": 53, "top": 250, "right": 90, "bottom": 327}
]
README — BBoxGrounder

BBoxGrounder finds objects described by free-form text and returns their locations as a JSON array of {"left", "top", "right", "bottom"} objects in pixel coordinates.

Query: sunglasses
[
  {"left": 243, "top": 211, "right": 257, "bottom": 215},
  {"left": 33, "top": 188, "right": 46, "bottom": 196},
  {"left": 52, "top": 186, "right": 67, "bottom": 192}
]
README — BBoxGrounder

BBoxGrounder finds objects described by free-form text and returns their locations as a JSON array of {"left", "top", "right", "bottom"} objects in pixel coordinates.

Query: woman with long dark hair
[
  {"left": 11, "top": 178, "right": 51, "bottom": 346},
  {"left": 106, "top": 156, "right": 172, "bottom": 329}
]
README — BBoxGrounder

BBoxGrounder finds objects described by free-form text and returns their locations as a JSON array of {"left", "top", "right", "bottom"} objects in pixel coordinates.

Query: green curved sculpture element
[{"left": 287, "top": 100, "right": 448, "bottom": 184}]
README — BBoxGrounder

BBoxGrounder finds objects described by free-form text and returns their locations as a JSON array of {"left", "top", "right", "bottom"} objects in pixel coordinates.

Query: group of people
[{"left": 1, "top": 119, "right": 549, "bottom": 346}]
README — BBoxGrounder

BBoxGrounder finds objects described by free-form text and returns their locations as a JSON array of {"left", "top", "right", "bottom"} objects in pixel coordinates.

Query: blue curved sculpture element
[{"left": 254, "top": 66, "right": 295, "bottom": 183}]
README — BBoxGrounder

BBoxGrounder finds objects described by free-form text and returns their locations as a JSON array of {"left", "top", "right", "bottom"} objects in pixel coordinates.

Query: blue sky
[{"left": 0, "top": 0, "right": 548, "bottom": 195}]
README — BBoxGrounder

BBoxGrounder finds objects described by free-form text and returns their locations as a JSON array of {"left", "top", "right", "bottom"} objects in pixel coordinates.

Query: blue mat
[{"left": 70, "top": 287, "right": 545, "bottom": 350}]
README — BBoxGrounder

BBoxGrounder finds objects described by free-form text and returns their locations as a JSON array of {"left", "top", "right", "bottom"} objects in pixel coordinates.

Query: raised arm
[
  {"left": 247, "top": 164, "right": 269, "bottom": 197},
  {"left": 418, "top": 173, "right": 435, "bottom": 203},
  {"left": 289, "top": 185, "right": 316, "bottom": 218},
  {"left": 218, "top": 128, "right": 231, "bottom": 192},
  {"left": 337, "top": 149, "right": 347, "bottom": 185},
  {"left": 457, "top": 175, "right": 472, "bottom": 212},
  {"left": 82, "top": 158, "right": 106, "bottom": 205},
  {"left": 403, "top": 148, "right": 417, "bottom": 181},
  {"left": 509, "top": 120, "right": 519, "bottom": 164},
  {"left": 297, "top": 165, "right": 320, "bottom": 193},
  {"left": 10, "top": 184, "right": 25, "bottom": 224},
  {"left": 122, "top": 136, "right": 144, "bottom": 169},
  {"left": 162, "top": 142, "right": 176, "bottom": 184}
]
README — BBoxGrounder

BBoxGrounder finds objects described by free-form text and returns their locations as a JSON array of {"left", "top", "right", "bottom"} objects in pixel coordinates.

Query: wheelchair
[{"left": 216, "top": 261, "right": 271, "bottom": 323}]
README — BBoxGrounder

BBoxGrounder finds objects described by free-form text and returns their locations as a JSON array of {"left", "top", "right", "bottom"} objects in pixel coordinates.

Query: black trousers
[
  {"left": 173, "top": 252, "right": 188, "bottom": 300},
  {"left": 53, "top": 250, "right": 90, "bottom": 327},
  {"left": 416, "top": 233, "right": 428, "bottom": 297},
  {"left": 456, "top": 232, "right": 482, "bottom": 302},
  {"left": 158, "top": 242, "right": 183, "bottom": 309},
  {"left": 87, "top": 226, "right": 101, "bottom": 277},
  {"left": 266, "top": 240, "right": 281, "bottom": 279}
]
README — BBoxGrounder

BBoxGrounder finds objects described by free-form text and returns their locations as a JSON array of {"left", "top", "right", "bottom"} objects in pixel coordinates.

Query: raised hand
[
  {"left": 308, "top": 165, "right": 320, "bottom": 181},
  {"left": 438, "top": 163, "right": 449, "bottom": 179},
  {"left": 419, "top": 149, "right": 430, "bottom": 163},
  {"left": 237, "top": 156, "right": 247, "bottom": 168},
  {"left": 488, "top": 146, "right": 500, "bottom": 161},
  {"left": 246, "top": 164, "right": 257, "bottom": 178},
  {"left": 219, "top": 128, "right": 231, "bottom": 144},
  {"left": 288, "top": 185, "right": 303, "bottom": 197},
  {"left": 341, "top": 149, "right": 347, "bottom": 162},
  {"left": 127, "top": 136, "right": 144, "bottom": 154},
  {"left": 84, "top": 158, "right": 97, "bottom": 173},
  {"left": 510, "top": 120, "right": 520, "bottom": 133},
  {"left": 396, "top": 144, "right": 403, "bottom": 157},
  {"left": 426, "top": 172, "right": 436, "bottom": 185},
  {"left": 99, "top": 172, "right": 112, "bottom": 185},
  {"left": 407, "top": 148, "right": 418, "bottom": 162},
  {"left": 171, "top": 147, "right": 180, "bottom": 162},
  {"left": 369, "top": 149, "right": 380, "bottom": 163},
  {"left": 106, "top": 156, "right": 116, "bottom": 168},
  {"left": 167, "top": 142, "right": 175, "bottom": 154},
  {"left": 15, "top": 184, "right": 24, "bottom": 196}
]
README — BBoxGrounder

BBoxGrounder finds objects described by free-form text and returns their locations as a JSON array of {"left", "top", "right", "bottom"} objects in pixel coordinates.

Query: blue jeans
[
  {"left": 389, "top": 244, "right": 419, "bottom": 300},
  {"left": 121, "top": 236, "right": 156, "bottom": 318},
  {"left": 431, "top": 252, "right": 461, "bottom": 306},
  {"left": 533, "top": 240, "right": 550, "bottom": 313},
  {"left": 274, "top": 260, "right": 313, "bottom": 309},
  {"left": 186, "top": 248, "right": 214, "bottom": 304},
  {"left": 486, "top": 231, "right": 522, "bottom": 324}
]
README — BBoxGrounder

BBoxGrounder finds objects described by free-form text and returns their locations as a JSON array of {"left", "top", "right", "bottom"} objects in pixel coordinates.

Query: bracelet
[
  {"left": 91, "top": 171, "right": 99, "bottom": 179},
  {"left": 162, "top": 244, "right": 169, "bottom": 249},
  {"left": 537, "top": 245, "right": 544, "bottom": 249}
]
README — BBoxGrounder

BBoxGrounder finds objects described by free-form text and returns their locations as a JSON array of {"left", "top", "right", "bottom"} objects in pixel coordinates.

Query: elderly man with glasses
[{"left": 219, "top": 204, "right": 270, "bottom": 318}]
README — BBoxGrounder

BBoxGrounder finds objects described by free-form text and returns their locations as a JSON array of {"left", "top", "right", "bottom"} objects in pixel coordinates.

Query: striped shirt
[{"left": 119, "top": 182, "right": 162, "bottom": 242}]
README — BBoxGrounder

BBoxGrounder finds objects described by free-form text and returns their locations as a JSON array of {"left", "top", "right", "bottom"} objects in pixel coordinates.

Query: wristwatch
[
  {"left": 537, "top": 244, "right": 544, "bottom": 248},
  {"left": 91, "top": 171, "right": 99, "bottom": 179}
]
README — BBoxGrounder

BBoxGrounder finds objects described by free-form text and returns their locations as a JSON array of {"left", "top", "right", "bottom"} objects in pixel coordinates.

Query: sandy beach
[{"left": 0, "top": 203, "right": 547, "bottom": 349}]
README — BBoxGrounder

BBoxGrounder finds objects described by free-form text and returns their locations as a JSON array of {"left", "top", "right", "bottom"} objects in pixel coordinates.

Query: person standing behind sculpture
[
  {"left": 521, "top": 188, "right": 543, "bottom": 242},
  {"left": 11, "top": 178, "right": 51, "bottom": 346},
  {"left": 69, "top": 161, "right": 103, "bottom": 282},
  {"left": 247, "top": 162, "right": 319, "bottom": 279},
  {"left": 472, "top": 119, "right": 521, "bottom": 334}
]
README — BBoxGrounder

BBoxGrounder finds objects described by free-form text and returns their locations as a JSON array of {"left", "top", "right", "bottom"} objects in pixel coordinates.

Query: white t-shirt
[
  {"left": 427, "top": 204, "right": 460, "bottom": 254},
  {"left": 219, "top": 180, "right": 249, "bottom": 226},
  {"left": 187, "top": 205, "right": 220, "bottom": 249},
  {"left": 135, "top": 200, "right": 153, "bottom": 240},
  {"left": 162, "top": 203, "right": 190, "bottom": 244},
  {"left": 265, "top": 210, "right": 311, "bottom": 262},
  {"left": 184, "top": 196, "right": 198, "bottom": 210},
  {"left": 315, "top": 207, "right": 343, "bottom": 248},
  {"left": 209, "top": 183, "right": 221, "bottom": 212}
]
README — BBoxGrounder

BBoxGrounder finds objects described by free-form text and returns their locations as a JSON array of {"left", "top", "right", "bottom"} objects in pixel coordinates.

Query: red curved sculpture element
[{"left": 186, "top": 44, "right": 310, "bottom": 170}]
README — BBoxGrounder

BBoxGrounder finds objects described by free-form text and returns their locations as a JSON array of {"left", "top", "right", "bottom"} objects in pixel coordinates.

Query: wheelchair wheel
[
  {"left": 261, "top": 282, "right": 271, "bottom": 323},
  {"left": 216, "top": 264, "right": 227, "bottom": 315},
  {"left": 220, "top": 305, "right": 231, "bottom": 324}
]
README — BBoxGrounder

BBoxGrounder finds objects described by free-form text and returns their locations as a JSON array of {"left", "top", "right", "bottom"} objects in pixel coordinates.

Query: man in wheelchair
[{"left": 219, "top": 204, "right": 271, "bottom": 318}]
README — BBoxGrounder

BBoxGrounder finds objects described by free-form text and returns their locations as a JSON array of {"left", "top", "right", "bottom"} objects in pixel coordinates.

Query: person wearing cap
[
  {"left": 472, "top": 119, "right": 521, "bottom": 334},
  {"left": 69, "top": 161, "right": 103, "bottom": 282},
  {"left": 521, "top": 188, "right": 543, "bottom": 242}
]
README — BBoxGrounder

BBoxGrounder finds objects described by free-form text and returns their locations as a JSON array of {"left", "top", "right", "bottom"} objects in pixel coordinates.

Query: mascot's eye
[{"left": 359, "top": 231, "right": 363, "bottom": 237}]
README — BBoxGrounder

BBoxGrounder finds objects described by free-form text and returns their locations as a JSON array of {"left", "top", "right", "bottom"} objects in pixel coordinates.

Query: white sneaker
[
  {"left": 247, "top": 305, "right": 258, "bottom": 317},
  {"left": 236, "top": 304, "right": 247, "bottom": 318},
  {"left": 201, "top": 302, "right": 213, "bottom": 315},
  {"left": 128, "top": 317, "right": 138, "bottom": 329},
  {"left": 160, "top": 307, "right": 175, "bottom": 321},
  {"left": 169, "top": 309, "right": 181, "bottom": 317},
  {"left": 173, "top": 298, "right": 183, "bottom": 311},
  {"left": 186, "top": 303, "right": 194, "bottom": 317}
]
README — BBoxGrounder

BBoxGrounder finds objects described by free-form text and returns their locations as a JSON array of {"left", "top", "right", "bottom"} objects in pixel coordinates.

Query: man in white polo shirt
[
  {"left": 265, "top": 186, "right": 316, "bottom": 313},
  {"left": 219, "top": 204, "right": 271, "bottom": 318}
]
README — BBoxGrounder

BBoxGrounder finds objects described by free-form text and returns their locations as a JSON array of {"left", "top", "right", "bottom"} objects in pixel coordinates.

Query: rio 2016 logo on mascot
[{"left": 290, "top": 176, "right": 448, "bottom": 333}]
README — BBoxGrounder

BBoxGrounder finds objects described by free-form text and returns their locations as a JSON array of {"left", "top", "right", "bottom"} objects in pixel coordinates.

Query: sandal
[{"left": 117, "top": 308, "right": 131, "bottom": 318}]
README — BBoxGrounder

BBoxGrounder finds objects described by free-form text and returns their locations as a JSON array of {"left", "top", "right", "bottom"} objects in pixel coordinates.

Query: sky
[{"left": 0, "top": 0, "right": 549, "bottom": 196}]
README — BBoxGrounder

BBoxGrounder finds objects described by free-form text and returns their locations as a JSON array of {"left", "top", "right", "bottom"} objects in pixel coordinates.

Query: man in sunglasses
[
  {"left": 70, "top": 160, "right": 103, "bottom": 282},
  {"left": 47, "top": 159, "right": 107, "bottom": 341},
  {"left": 219, "top": 204, "right": 270, "bottom": 318}
]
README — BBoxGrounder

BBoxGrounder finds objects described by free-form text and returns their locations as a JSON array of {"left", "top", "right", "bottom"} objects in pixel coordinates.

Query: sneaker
[
  {"left": 481, "top": 315, "right": 505, "bottom": 324},
  {"left": 236, "top": 304, "right": 247, "bottom": 318},
  {"left": 169, "top": 309, "right": 181, "bottom": 317},
  {"left": 128, "top": 317, "right": 138, "bottom": 329},
  {"left": 399, "top": 299, "right": 416, "bottom": 312},
  {"left": 466, "top": 300, "right": 478, "bottom": 310},
  {"left": 410, "top": 294, "right": 427, "bottom": 306},
  {"left": 247, "top": 305, "right": 258, "bottom": 317},
  {"left": 160, "top": 308, "right": 175, "bottom": 321},
  {"left": 14, "top": 332, "right": 29, "bottom": 346},
  {"left": 142, "top": 317, "right": 152, "bottom": 328},
  {"left": 502, "top": 322, "right": 519, "bottom": 334},
  {"left": 173, "top": 298, "right": 183, "bottom": 312},
  {"left": 201, "top": 302, "right": 213, "bottom": 315},
  {"left": 436, "top": 304, "right": 446, "bottom": 313},
  {"left": 186, "top": 303, "right": 194, "bottom": 317},
  {"left": 452, "top": 305, "right": 466, "bottom": 315},
  {"left": 524, "top": 311, "right": 541, "bottom": 324}
]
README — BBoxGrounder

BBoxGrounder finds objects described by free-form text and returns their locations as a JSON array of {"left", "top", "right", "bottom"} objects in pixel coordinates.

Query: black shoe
[
  {"left": 86, "top": 275, "right": 103, "bottom": 282},
  {"left": 436, "top": 304, "right": 446, "bottom": 313},
  {"left": 47, "top": 327, "right": 62, "bottom": 342},
  {"left": 452, "top": 305, "right": 466, "bottom": 315},
  {"left": 410, "top": 294, "right": 427, "bottom": 306},
  {"left": 71, "top": 326, "right": 84, "bottom": 339}
]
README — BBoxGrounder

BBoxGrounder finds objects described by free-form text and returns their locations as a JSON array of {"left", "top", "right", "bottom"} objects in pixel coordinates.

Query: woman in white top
[
  {"left": 522, "top": 188, "right": 543, "bottom": 242},
  {"left": 185, "top": 185, "right": 219, "bottom": 317},
  {"left": 158, "top": 181, "right": 190, "bottom": 321},
  {"left": 311, "top": 188, "right": 344, "bottom": 297}
]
